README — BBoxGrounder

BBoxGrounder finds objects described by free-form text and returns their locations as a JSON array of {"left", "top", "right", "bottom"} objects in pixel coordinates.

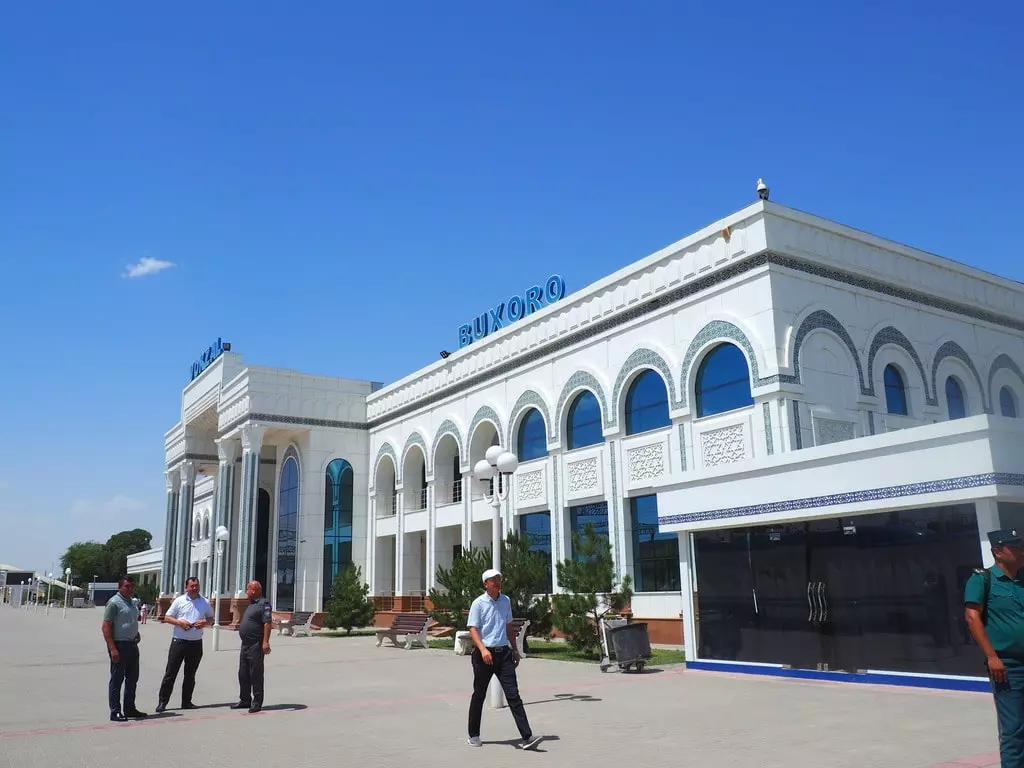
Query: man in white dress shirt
[{"left": 156, "top": 577, "right": 214, "bottom": 713}]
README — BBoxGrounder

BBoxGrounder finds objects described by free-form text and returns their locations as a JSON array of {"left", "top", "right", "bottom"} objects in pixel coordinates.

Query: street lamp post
[
  {"left": 473, "top": 444, "right": 519, "bottom": 710},
  {"left": 62, "top": 567, "right": 71, "bottom": 619},
  {"left": 20, "top": 581, "right": 25, "bottom": 610},
  {"left": 45, "top": 573, "right": 53, "bottom": 615},
  {"left": 91, "top": 575, "right": 97, "bottom": 606},
  {"left": 212, "top": 525, "right": 230, "bottom": 651}
]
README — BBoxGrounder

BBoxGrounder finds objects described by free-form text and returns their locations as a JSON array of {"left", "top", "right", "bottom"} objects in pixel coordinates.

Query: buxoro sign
[
  {"left": 190, "top": 338, "right": 231, "bottom": 381},
  {"left": 458, "top": 274, "right": 566, "bottom": 349}
]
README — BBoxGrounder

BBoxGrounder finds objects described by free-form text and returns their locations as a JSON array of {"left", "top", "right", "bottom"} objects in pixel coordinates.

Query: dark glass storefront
[{"left": 693, "top": 505, "right": 982, "bottom": 677}]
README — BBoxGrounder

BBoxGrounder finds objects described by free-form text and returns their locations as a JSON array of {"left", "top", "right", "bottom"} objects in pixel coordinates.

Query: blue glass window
[
  {"left": 630, "top": 495, "right": 679, "bottom": 592},
  {"left": 625, "top": 370, "right": 671, "bottom": 435},
  {"left": 1001, "top": 386, "right": 1018, "bottom": 418},
  {"left": 517, "top": 408, "right": 548, "bottom": 461},
  {"left": 567, "top": 391, "right": 603, "bottom": 449},
  {"left": 569, "top": 502, "right": 609, "bottom": 560},
  {"left": 884, "top": 364, "right": 908, "bottom": 415},
  {"left": 322, "top": 458, "right": 353, "bottom": 608},
  {"left": 276, "top": 456, "right": 299, "bottom": 612},
  {"left": 945, "top": 377, "right": 967, "bottom": 420},
  {"left": 519, "top": 512, "right": 552, "bottom": 593},
  {"left": 695, "top": 343, "right": 753, "bottom": 417}
]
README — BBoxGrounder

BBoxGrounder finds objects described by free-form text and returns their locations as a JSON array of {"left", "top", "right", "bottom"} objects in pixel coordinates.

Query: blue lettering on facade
[
  {"left": 457, "top": 275, "right": 566, "bottom": 349},
  {"left": 190, "top": 338, "right": 228, "bottom": 381}
]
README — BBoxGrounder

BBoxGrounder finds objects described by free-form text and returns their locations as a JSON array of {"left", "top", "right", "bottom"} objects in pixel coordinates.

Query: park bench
[
  {"left": 375, "top": 613, "right": 432, "bottom": 650},
  {"left": 454, "top": 618, "right": 531, "bottom": 656},
  {"left": 277, "top": 611, "right": 315, "bottom": 637}
]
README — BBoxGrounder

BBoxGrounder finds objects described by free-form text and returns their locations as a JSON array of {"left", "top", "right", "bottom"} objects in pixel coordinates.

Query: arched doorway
[{"left": 255, "top": 488, "right": 270, "bottom": 595}]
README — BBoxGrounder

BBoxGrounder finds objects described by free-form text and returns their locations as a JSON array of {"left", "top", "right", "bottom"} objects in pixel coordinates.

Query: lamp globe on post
[
  {"left": 63, "top": 567, "right": 71, "bottom": 619},
  {"left": 212, "top": 525, "right": 230, "bottom": 651}
]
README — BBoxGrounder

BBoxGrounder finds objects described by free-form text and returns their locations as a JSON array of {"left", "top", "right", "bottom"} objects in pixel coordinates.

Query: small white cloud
[
  {"left": 69, "top": 494, "right": 147, "bottom": 521},
  {"left": 124, "top": 257, "right": 175, "bottom": 278}
]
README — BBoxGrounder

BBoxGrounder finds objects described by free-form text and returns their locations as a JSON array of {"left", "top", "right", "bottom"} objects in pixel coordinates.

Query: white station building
[{"left": 157, "top": 197, "right": 1024, "bottom": 690}]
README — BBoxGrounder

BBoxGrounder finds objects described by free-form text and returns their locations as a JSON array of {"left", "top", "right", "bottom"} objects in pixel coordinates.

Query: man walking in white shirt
[{"left": 156, "top": 577, "right": 214, "bottom": 713}]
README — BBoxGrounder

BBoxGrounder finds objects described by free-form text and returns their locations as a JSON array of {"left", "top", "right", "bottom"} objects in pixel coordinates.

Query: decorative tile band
[
  {"left": 609, "top": 441, "right": 621, "bottom": 577},
  {"left": 763, "top": 402, "right": 774, "bottom": 456},
  {"left": 678, "top": 422, "right": 687, "bottom": 471},
  {"left": 930, "top": 340, "right": 989, "bottom": 413},
  {"left": 865, "top": 326, "right": 936, "bottom": 406},
  {"left": 660, "top": 472, "right": 1024, "bottom": 527},
  {"left": 791, "top": 399, "right": 803, "bottom": 450}
]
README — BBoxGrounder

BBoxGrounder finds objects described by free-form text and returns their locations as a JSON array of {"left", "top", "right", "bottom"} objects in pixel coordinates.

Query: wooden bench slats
[
  {"left": 375, "top": 612, "right": 432, "bottom": 650},
  {"left": 277, "top": 611, "right": 315, "bottom": 637}
]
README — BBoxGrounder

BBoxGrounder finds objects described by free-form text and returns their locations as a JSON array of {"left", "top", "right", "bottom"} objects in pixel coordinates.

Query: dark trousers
[
  {"left": 993, "top": 664, "right": 1024, "bottom": 767},
  {"left": 108, "top": 640, "right": 140, "bottom": 715},
  {"left": 158, "top": 639, "right": 204, "bottom": 706},
  {"left": 468, "top": 646, "right": 531, "bottom": 739},
  {"left": 238, "top": 642, "right": 265, "bottom": 705}
]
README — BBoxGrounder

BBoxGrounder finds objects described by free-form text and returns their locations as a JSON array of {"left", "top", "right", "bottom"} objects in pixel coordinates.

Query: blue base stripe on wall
[{"left": 685, "top": 660, "right": 990, "bottom": 693}]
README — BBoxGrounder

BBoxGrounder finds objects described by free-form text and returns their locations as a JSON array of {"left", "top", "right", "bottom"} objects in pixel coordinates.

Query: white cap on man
[{"left": 482, "top": 568, "right": 502, "bottom": 583}]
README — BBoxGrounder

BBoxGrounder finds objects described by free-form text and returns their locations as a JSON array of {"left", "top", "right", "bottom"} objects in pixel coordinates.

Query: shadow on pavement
[{"left": 526, "top": 693, "right": 601, "bottom": 705}]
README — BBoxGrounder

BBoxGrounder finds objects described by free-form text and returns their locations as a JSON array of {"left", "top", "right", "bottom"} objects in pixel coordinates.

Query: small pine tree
[
  {"left": 428, "top": 547, "right": 492, "bottom": 631},
  {"left": 324, "top": 564, "right": 375, "bottom": 634},
  {"left": 552, "top": 522, "right": 633, "bottom": 655}
]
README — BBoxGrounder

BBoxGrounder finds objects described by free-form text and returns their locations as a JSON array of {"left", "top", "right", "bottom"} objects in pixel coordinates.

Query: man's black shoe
[
  {"left": 110, "top": 712, "right": 128, "bottom": 722},
  {"left": 154, "top": 701, "right": 167, "bottom": 714},
  {"left": 124, "top": 709, "right": 148, "bottom": 719},
  {"left": 231, "top": 701, "right": 251, "bottom": 710},
  {"left": 248, "top": 703, "right": 262, "bottom": 714},
  {"left": 181, "top": 703, "right": 198, "bottom": 710}
]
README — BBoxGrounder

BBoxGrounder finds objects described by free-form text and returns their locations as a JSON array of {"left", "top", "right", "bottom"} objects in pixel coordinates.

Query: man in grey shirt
[{"left": 101, "top": 576, "right": 147, "bottom": 721}]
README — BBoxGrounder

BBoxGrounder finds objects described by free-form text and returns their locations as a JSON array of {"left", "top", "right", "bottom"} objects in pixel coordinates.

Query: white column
[
  {"left": 426, "top": 482, "right": 436, "bottom": 589},
  {"left": 174, "top": 462, "right": 196, "bottom": 595},
  {"left": 235, "top": 424, "right": 266, "bottom": 595},
  {"left": 395, "top": 484, "right": 406, "bottom": 594},
  {"left": 161, "top": 469, "right": 180, "bottom": 596},
  {"left": 367, "top": 492, "right": 377, "bottom": 595},
  {"left": 214, "top": 437, "right": 238, "bottom": 595},
  {"left": 976, "top": 498, "right": 1001, "bottom": 568},
  {"left": 678, "top": 531, "right": 698, "bottom": 661}
]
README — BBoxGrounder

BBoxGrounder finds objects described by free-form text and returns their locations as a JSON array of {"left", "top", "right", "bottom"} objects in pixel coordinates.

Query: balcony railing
[
  {"left": 406, "top": 487, "right": 427, "bottom": 512},
  {"left": 434, "top": 481, "right": 463, "bottom": 505},
  {"left": 377, "top": 492, "right": 398, "bottom": 518}
]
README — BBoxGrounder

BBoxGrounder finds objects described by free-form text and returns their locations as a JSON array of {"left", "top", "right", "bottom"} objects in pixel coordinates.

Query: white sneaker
[
  {"left": 518, "top": 735, "right": 542, "bottom": 750},
  {"left": 467, "top": 736, "right": 482, "bottom": 747}
]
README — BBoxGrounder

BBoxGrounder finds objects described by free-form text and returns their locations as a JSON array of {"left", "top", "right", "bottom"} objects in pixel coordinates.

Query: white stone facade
[{"left": 161, "top": 200, "right": 1024, "bottom": 683}]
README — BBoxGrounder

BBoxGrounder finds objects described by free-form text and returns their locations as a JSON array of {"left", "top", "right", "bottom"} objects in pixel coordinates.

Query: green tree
[
  {"left": 60, "top": 542, "right": 109, "bottom": 584},
  {"left": 552, "top": 522, "right": 633, "bottom": 655},
  {"left": 134, "top": 581, "right": 159, "bottom": 606},
  {"left": 428, "top": 546, "right": 491, "bottom": 631},
  {"left": 497, "top": 532, "right": 553, "bottom": 646},
  {"left": 323, "top": 564, "right": 376, "bottom": 633},
  {"left": 105, "top": 529, "right": 152, "bottom": 579}
]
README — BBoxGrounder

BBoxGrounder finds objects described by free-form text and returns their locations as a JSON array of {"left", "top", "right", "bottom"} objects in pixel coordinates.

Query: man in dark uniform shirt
[
  {"left": 233, "top": 580, "right": 272, "bottom": 713},
  {"left": 965, "top": 529, "right": 1024, "bottom": 767}
]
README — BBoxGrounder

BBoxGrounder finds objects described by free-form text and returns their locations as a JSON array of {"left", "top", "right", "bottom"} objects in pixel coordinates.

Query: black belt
[{"left": 485, "top": 645, "right": 510, "bottom": 652}]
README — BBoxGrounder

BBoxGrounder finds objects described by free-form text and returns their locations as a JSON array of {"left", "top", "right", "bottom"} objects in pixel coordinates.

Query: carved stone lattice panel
[
  {"left": 517, "top": 470, "right": 545, "bottom": 504},
  {"left": 567, "top": 458, "right": 600, "bottom": 494},
  {"left": 701, "top": 424, "right": 746, "bottom": 467},
  {"left": 813, "top": 418, "right": 855, "bottom": 446},
  {"left": 627, "top": 442, "right": 665, "bottom": 483}
]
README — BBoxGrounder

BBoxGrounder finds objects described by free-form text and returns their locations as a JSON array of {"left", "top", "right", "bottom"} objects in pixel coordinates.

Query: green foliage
[
  {"left": 134, "top": 581, "right": 159, "bottom": 606},
  {"left": 323, "top": 564, "right": 375, "bottom": 633},
  {"left": 60, "top": 528, "right": 153, "bottom": 584},
  {"left": 552, "top": 523, "right": 633, "bottom": 654},
  {"left": 497, "top": 531, "right": 549, "bottom": 617},
  {"left": 428, "top": 547, "right": 491, "bottom": 631}
]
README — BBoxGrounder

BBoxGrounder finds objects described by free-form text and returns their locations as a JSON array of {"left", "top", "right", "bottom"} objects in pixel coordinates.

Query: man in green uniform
[
  {"left": 101, "top": 576, "right": 147, "bottom": 722},
  {"left": 965, "top": 529, "right": 1024, "bottom": 767}
]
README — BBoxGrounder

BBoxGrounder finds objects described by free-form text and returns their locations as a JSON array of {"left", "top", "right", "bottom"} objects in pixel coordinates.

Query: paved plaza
[{"left": 0, "top": 605, "right": 1003, "bottom": 768}]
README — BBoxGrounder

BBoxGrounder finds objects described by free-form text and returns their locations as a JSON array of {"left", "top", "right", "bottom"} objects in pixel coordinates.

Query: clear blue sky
[{"left": 0, "top": 2, "right": 1020, "bottom": 574}]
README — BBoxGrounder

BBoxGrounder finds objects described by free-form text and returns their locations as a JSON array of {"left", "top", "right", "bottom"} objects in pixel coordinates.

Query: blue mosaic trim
[
  {"left": 678, "top": 422, "right": 687, "bottom": 471},
  {"left": 988, "top": 354, "right": 1024, "bottom": 404},
  {"left": 660, "top": 472, "right": 1024, "bottom": 526},
  {"left": 432, "top": 419, "right": 464, "bottom": 467},
  {"left": 468, "top": 405, "right": 504, "bottom": 453},
  {"left": 505, "top": 390, "right": 553, "bottom": 450},
  {"left": 791, "top": 400, "right": 802, "bottom": 449},
  {"left": 400, "top": 431, "right": 428, "bottom": 480},
  {"left": 223, "top": 412, "right": 368, "bottom": 435},
  {"left": 609, "top": 441, "right": 620, "bottom": 577},
  {"left": 372, "top": 442, "right": 398, "bottom": 487},
  {"left": 867, "top": 410, "right": 876, "bottom": 436},
  {"left": 555, "top": 371, "right": 611, "bottom": 438},
  {"left": 552, "top": 462, "right": 560, "bottom": 566},
  {"left": 680, "top": 320, "right": 766, "bottom": 408},
  {"left": 763, "top": 402, "right": 774, "bottom": 456},
  {"left": 783, "top": 309, "right": 869, "bottom": 395},
  {"left": 866, "top": 326, "right": 935, "bottom": 406},
  {"left": 930, "top": 341, "right": 988, "bottom": 413},
  {"left": 611, "top": 348, "right": 681, "bottom": 415}
]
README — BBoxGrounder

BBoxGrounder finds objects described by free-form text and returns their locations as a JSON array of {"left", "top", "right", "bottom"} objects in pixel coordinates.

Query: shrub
[{"left": 323, "top": 564, "right": 375, "bottom": 633}]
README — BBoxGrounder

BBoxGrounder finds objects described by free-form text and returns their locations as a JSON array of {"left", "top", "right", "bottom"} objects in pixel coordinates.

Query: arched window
[
  {"left": 276, "top": 456, "right": 299, "bottom": 612},
  {"left": 695, "top": 343, "right": 753, "bottom": 418},
  {"left": 323, "top": 459, "right": 353, "bottom": 608},
  {"left": 517, "top": 408, "right": 548, "bottom": 461},
  {"left": 625, "top": 370, "right": 670, "bottom": 435},
  {"left": 945, "top": 376, "right": 967, "bottom": 420},
  {"left": 566, "top": 391, "right": 603, "bottom": 450},
  {"left": 884, "top": 364, "right": 908, "bottom": 415},
  {"left": 1001, "top": 386, "right": 1018, "bottom": 418}
]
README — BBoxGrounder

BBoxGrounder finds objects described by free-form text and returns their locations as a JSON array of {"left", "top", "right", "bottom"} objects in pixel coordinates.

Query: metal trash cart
[{"left": 599, "top": 616, "right": 652, "bottom": 672}]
